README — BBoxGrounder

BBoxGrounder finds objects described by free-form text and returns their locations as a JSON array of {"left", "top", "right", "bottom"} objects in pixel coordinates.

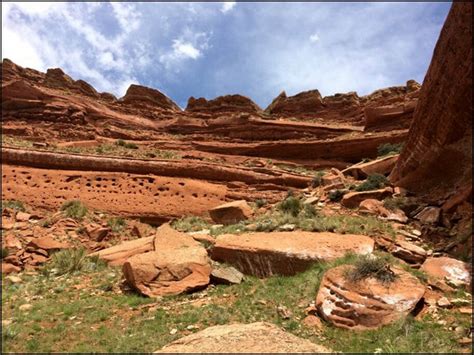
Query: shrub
[
  {"left": 278, "top": 196, "right": 302, "bottom": 217},
  {"left": 61, "top": 200, "right": 88, "bottom": 220},
  {"left": 1, "top": 200, "right": 25, "bottom": 212},
  {"left": 1, "top": 247, "right": 9, "bottom": 259},
  {"left": 301, "top": 203, "right": 317, "bottom": 218},
  {"left": 311, "top": 171, "right": 325, "bottom": 188},
  {"left": 107, "top": 217, "right": 126, "bottom": 233},
  {"left": 355, "top": 173, "right": 389, "bottom": 192},
  {"left": 377, "top": 143, "right": 404, "bottom": 157},
  {"left": 328, "top": 189, "right": 345, "bottom": 202},
  {"left": 383, "top": 197, "right": 409, "bottom": 211},
  {"left": 344, "top": 254, "right": 397, "bottom": 284},
  {"left": 255, "top": 199, "right": 268, "bottom": 208},
  {"left": 43, "top": 248, "right": 106, "bottom": 276},
  {"left": 115, "top": 139, "right": 126, "bottom": 147},
  {"left": 172, "top": 216, "right": 210, "bottom": 232}
]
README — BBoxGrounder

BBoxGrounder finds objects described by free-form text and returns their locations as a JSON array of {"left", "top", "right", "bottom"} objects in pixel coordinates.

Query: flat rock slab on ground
[
  {"left": 342, "top": 155, "right": 399, "bottom": 180},
  {"left": 210, "top": 231, "right": 374, "bottom": 277},
  {"left": 420, "top": 256, "right": 471, "bottom": 290},
  {"left": 316, "top": 265, "right": 425, "bottom": 330},
  {"left": 341, "top": 188, "right": 393, "bottom": 209},
  {"left": 155, "top": 322, "right": 332, "bottom": 353},
  {"left": 209, "top": 200, "right": 253, "bottom": 225}
]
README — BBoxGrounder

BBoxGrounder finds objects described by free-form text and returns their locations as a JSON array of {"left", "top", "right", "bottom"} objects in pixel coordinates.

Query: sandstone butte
[{"left": 1, "top": 2, "right": 472, "bottom": 353}]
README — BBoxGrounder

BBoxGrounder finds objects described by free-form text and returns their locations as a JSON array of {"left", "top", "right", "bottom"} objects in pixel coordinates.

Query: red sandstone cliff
[{"left": 389, "top": 2, "right": 472, "bottom": 199}]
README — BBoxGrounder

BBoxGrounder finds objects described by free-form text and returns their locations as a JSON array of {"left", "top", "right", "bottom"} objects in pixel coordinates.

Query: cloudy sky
[{"left": 2, "top": 2, "right": 451, "bottom": 108}]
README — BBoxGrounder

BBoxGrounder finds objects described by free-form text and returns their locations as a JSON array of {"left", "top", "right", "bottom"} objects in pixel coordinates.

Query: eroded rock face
[
  {"left": 265, "top": 90, "right": 324, "bottom": 116},
  {"left": 389, "top": 2, "right": 473, "bottom": 199},
  {"left": 210, "top": 231, "right": 374, "bottom": 277},
  {"left": 209, "top": 200, "right": 253, "bottom": 225},
  {"left": 186, "top": 95, "right": 261, "bottom": 115},
  {"left": 155, "top": 322, "right": 332, "bottom": 353},
  {"left": 316, "top": 265, "right": 425, "bottom": 330},
  {"left": 121, "top": 84, "right": 180, "bottom": 111},
  {"left": 122, "top": 224, "right": 211, "bottom": 297}
]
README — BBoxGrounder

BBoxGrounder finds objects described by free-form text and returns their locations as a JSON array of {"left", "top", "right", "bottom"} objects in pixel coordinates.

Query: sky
[{"left": 2, "top": 1, "right": 452, "bottom": 109}]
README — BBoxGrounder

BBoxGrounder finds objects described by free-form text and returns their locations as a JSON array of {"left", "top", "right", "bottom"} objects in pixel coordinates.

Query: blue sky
[{"left": 2, "top": 2, "right": 451, "bottom": 108}]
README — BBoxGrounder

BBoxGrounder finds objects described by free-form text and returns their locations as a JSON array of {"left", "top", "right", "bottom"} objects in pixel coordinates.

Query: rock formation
[
  {"left": 121, "top": 84, "right": 180, "bottom": 112},
  {"left": 389, "top": 2, "right": 472, "bottom": 200},
  {"left": 186, "top": 94, "right": 262, "bottom": 115}
]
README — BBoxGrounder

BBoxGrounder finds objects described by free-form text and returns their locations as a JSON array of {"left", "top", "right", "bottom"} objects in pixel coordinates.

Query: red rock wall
[{"left": 390, "top": 2, "right": 472, "bottom": 199}]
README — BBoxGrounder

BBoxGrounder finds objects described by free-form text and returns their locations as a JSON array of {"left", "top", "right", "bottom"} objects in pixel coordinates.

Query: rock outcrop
[
  {"left": 209, "top": 200, "right": 253, "bottom": 225},
  {"left": 389, "top": 2, "right": 472, "bottom": 199},
  {"left": 186, "top": 94, "right": 261, "bottom": 115},
  {"left": 121, "top": 84, "right": 180, "bottom": 112},
  {"left": 210, "top": 231, "right": 374, "bottom": 277},
  {"left": 155, "top": 322, "right": 332, "bottom": 353},
  {"left": 316, "top": 265, "right": 425, "bottom": 330}
]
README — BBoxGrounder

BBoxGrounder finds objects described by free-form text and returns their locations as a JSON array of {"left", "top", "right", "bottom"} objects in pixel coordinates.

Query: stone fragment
[
  {"left": 415, "top": 207, "right": 441, "bottom": 225},
  {"left": 1, "top": 263, "right": 21, "bottom": 274},
  {"left": 420, "top": 257, "right": 471, "bottom": 290},
  {"left": 89, "top": 236, "right": 155, "bottom": 266},
  {"left": 341, "top": 188, "right": 392, "bottom": 208},
  {"left": 210, "top": 264, "right": 244, "bottom": 285},
  {"left": 19, "top": 304, "right": 33, "bottom": 311},
  {"left": 28, "top": 236, "right": 70, "bottom": 253},
  {"left": 155, "top": 322, "right": 332, "bottom": 353},
  {"left": 15, "top": 211, "right": 31, "bottom": 222},
  {"left": 316, "top": 265, "right": 425, "bottom": 330},
  {"left": 209, "top": 200, "right": 253, "bottom": 225},
  {"left": 342, "top": 155, "right": 399, "bottom": 180}
]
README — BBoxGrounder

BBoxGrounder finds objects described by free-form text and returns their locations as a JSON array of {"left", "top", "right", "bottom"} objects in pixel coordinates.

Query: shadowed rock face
[
  {"left": 390, "top": 2, "right": 472, "bottom": 199},
  {"left": 186, "top": 94, "right": 262, "bottom": 114}
]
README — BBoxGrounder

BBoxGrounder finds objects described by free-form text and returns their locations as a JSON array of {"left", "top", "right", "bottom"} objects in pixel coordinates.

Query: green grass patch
[
  {"left": 107, "top": 217, "right": 126, "bottom": 233},
  {"left": 344, "top": 254, "right": 396, "bottom": 284},
  {"left": 61, "top": 200, "right": 88, "bottom": 220},
  {"left": 355, "top": 173, "right": 389, "bottom": 192},
  {"left": 377, "top": 143, "right": 404, "bottom": 157},
  {"left": 41, "top": 248, "right": 107, "bottom": 277},
  {"left": 171, "top": 216, "right": 211, "bottom": 232},
  {"left": 1, "top": 200, "right": 26, "bottom": 212}
]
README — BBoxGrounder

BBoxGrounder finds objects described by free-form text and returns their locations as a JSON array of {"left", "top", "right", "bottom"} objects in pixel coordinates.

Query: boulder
[
  {"left": 210, "top": 231, "right": 374, "bottom": 277},
  {"left": 359, "top": 199, "right": 408, "bottom": 223},
  {"left": 420, "top": 257, "right": 471, "bottom": 290},
  {"left": 342, "top": 155, "right": 399, "bottom": 180},
  {"left": 27, "top": 236, "right": 70, "bottom": 253},
  {"left": 375, "top": 235, "right": 427, "bottom": 264},
  {"left": 122, "top": 224, "right": 211, "bottom": 297},
  {"left": 414, "top": 207, "right": 441, "bottom": 225},
  {"left": 89, "top": 236, "right": 155, "bottom": 266},
  {"left": 1, "top": 263, "right": 21, "bottom": 274},
  {"left": 210, "top": 264, "right": 244, "bottom": 285},
  {"left": 209, "top": 200, "right": 253, "bottom": 225},
  {"left": 341, "top": 188, "right": 393, "bottom": 208},
  {"left": 155, "top": 322, "right": 331, "bottom": 353},
  {"left": 316, "top": 265, "right": 425, "bottom": 330},
  {"left": 15, "top": 211, "right": 31, "bottom": 222}
]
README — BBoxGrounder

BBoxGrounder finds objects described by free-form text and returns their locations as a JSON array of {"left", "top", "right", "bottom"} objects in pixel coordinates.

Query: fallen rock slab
[
  {"left": 316, "top": 265, "right": 425, "bottom": 330},
  {"left": 122, "top": 224, "right": 211, "bottom": 297},
  {"left": 210, "top": 264, "right": 244, "bottom": 285},
  {"left": 375, "top": 235, "right": 427, "bottom": 264},
  {"left": 359, "top": 199, "right": 408, "bottom": 223},
  {"left": 28, "top": 236, "right": 70, "bottom": 254},
  {"left": 414, "top": 206, "right": 441, "bottom": 225},
  {"left": 209, "top": 200, "right": 253, "bottom": 225},
  {"left": 342, "top": 155, "right": 399, "bottom": 180},
  {"left": 211, "top": 231, "right": 374, "bottom": 277},
  {"left": 1, "top": 263, "right": 21, "bottom": 274},
  {"left": 341, "top": 188, "right": 392, "bottom": 208},
  {"left": 155, "top": 322, "right": 332, "bottom": 353},
  {"left": 89, "top": 236, "right": 155, "bottom": 266},
  {"left": 420, "top": 257, "right": 471, "bottom": 290}
]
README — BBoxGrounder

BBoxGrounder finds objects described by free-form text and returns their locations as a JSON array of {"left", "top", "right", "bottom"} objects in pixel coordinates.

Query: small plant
[
  {"left": 301, "top": 203, "right": 317, "bottom": 218},
  {"left": 278, "top": 195, "right": 302, "bottom": 217},
  {"left": 107, "top": 217, "right": 126, "bottom": 233},
  {"left": 328, "top": 189, "right": 345, "bottom": 202},
  {"left": 61, "top": 200, "right": 88, "bottom": 220},
  {"left": 344, "top": 254, "right": 397, "bottom": 284},
  {"left": 255, "top": 199, "right": 268, "bottom": 208},
  {"left": 377, "top": 143, "right": 404, "bottom": 157},
  {"left": 1, "top": 200, "right": 25, "bottom": 212},
  {"left": 1, "top": 247, "right": 9, "bottom": 259},
  {"left": 43, "top": 248, "right": 106, "bottom": 276},
  {"left": 115, "top": 139, "right": 126, "bottom": 147},
  {"left": 311, "top": 170, "right": 325, "bottom": 188},
  {"left": 383, "top": 197, "right": 409, "bottom": 211},
  {"left": 172, "top": 216, "right": 210, "bottom": 232},
  {"left": 355, "top": 173, "right": 389, "bottom": 192}
]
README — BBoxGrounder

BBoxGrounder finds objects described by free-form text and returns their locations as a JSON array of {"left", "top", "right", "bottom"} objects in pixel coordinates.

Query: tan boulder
[
  {"left": 341, "top": 188, "right": 392, "bottom": 208},
  {"left": 122, "top": 224, "right": 211, "bottom": 297},
  {"left": 414, "top": 206, "right": 441, "bottom": 225},
  {"left": 375, "top": 235, "right": 427, "bottom": 264},
  {"left": 359, "top": 199, "right": 408, "bottom": 223},
  {"left": 420, "top": 257, "right": 471, "bottom": 290},
  {"left": 209, "top": 200, "right": 253, "bottom": 225},
  {"left": 155, "top": 322, "right": 331, "bottom": 353},
  {"left": 316, "top": 265, "right": 425, "bottom": 330},
  {"left": 89, "top": 236, "right": 155, "bottom": 266},
  {"left": 28, "top": 236, "right": 70, "bottom": 253},
  {"left": 1, "top": 263, "right": 21, "bottom": 274},
  {"left": 15, "top": 211, "right": 31, "bottom": 222},
  {"left": 342, "top": 155, "right": 399, "bottom": 180},
  {"left": 211, "top": 231, "right": 374, "bottom": 277}
]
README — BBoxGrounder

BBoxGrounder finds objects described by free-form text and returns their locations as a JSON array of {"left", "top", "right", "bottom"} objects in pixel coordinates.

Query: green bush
[
  {"left": 107, "top": 217, "right": 126, "bottom": 233},
  {"left": 355, "top": 173, "right": 389, "bottom": 192},
  {"left": 43, "top": 248, "right": 106, "bottom": 276},
  {"left": 278, "top": 196, "right": 302, "bottom": 217},
  {"left": 255, "top": 199, "right": 268, "bottom": 208},
  {"left": 311, "top": 171, "right": 325, "bottom": 188},
  {"left": 1, "top": 247, "right": 9, "bottom": 259},
  {"left": 328, "top": 189, "right": 345, "bottom": 202},
  {"left": 1, "top": 200, "right": 25, "bottom": 212},
  {"left": 171, "top": 216, "right": 210, "bottom": 232},
  {"left": 301, "top": 203, "right": 317, "bottom": 218},
  {"left": 60, "top": 200, "right": 88, "bottom": 220},
  {"left": 344, "top": 254, "right": 396, "bottom": 284},
  {"left": 377, "top": 143, "right": 404, "bottom": 157}
]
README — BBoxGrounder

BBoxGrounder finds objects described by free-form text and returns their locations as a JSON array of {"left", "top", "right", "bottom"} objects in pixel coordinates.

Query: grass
[
  {"left": 355, "top": 173, "right": 389, "bottom": 192},
  {"left": 171, "top": 216, "right": 211, "bottom": 232},
  {"left": 107, "top": 217, "right": 126, "bottom": 233},
  {"left": 311, "top": 170, "right": 325, "bottom": 187},
  {"left": 255, "top": 199, "right": 268, "bottom": 208},
  {"left": 2, "top": 252, "right": 469, "bottom": 353},
  {"left": 277, "top": 195, "right": 303, "bottom": 217},
  {"left": 1, "top": 247, "right": 9, "bottom": 259},
  {"left": 377, "top": 143, "right": 404, "bottom": 157},
  {"left": 328, "top": 189, "right": 345, "bottom": 202},
  {"left": 115, "top": 139, "right": 138, "bottom": 149},
  {"left": 41, "top": 248, "right": 107, "bottom": 277},
  {"left": 344, "top": 254, "right": 396, "bottom": 284},
  {"left": 61, "top": 200, "right": 88, "bottom": 220},
  {"left": 1, "top": 200, "right": 26, "bottom": 212}
]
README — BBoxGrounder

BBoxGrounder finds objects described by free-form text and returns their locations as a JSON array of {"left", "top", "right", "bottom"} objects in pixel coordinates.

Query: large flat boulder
[
  {"left": 341, "top": 188, "right": 392, "bottom": 209},
  {"left": 155, "top": 322, "right": 332, "bottom": 353},
  {"left": 210, "top": 232, "right": 374, "bottom": 277},
  {"left": 316, "top": 265, "right": 425, "bottom": 330},
  {"left": 209, "top": 200, "right": 253, "bottom": 225},
  {"left": 122, "top": 224, "right": 211, "bottom": 297},
  {"left": 89, "top": 236, "right": 155, "bottom": 266},
  {"left": 342, "top": 155, "right": 399, "bottom": 180},
  {"left": 420, "top": 257, "right": 471, "bottom": 290}
]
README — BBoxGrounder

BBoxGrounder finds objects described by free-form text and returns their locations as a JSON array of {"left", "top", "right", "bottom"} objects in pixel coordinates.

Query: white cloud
[
  {"left": 172, "top": 40, "right": 201, "bottom": 59},
  {"left": 309, "top": 33, "right": 320, "bottom": 43},
  {"left": 221, "top": 2, "right": 236, "bottom": 14}
]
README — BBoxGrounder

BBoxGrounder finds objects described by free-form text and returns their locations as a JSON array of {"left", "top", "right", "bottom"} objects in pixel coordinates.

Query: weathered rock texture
[
  {"left": 210, "top": 232, "right": 374, "bottom": 277},
  {"left": 155, "top": 322, "right": 332, "bottom": 353},
  {"left": 420, "top": 257, "right": 471, "bottom": 291},
  {"left": 316, "top": 265, "right": 425, "bottom": 330},
  {"left": 121, "top": 84, "right": 180, "bottom": 112},
  {"left": 390, "top": 2, "right": 472, "bottom": 199},
  {"left": 209, "top": 200, "right": 253, "bottom": 225},
  {"left": 186, "top": 95, "right": 262, "bottom": 115}
]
